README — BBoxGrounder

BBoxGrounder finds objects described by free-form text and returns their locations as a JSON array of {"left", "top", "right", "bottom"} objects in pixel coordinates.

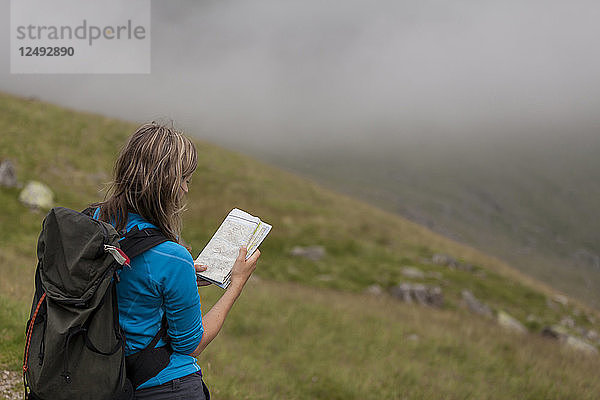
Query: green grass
[
  {"left": 198, "top": 281, "right": 600, "bottom": 400},
  {"left": 1, "top": 91, "right": 599, "bottom": 399}
]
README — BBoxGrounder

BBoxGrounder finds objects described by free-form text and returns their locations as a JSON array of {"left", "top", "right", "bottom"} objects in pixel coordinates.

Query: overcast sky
[{"left": 1, "top": 0, "right": 600, "bottom": 152}]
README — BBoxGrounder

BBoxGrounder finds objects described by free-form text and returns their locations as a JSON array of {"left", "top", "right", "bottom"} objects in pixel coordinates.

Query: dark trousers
[{"left": 133, "top": 372, "right": 209, "bottom": 400}]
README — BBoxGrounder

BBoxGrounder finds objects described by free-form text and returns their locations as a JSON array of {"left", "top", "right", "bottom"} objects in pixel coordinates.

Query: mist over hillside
[{"left": 263, "top": 130, "right": 600, "bottom": 308}]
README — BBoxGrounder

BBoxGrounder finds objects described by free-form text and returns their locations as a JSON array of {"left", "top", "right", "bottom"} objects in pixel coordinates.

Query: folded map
[{"left": 195, "top": 208, "right": 271, "bottom": 289}]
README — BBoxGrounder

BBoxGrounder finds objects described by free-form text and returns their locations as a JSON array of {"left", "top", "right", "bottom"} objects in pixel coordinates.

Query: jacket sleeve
[{"left": 154, "top": 244, "right": 204, "bottom": 355}]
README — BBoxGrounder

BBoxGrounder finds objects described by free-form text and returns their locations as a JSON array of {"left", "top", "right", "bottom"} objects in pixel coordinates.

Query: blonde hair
[{"left": 96, "top": 122, "right": 197, "bottom": 242}]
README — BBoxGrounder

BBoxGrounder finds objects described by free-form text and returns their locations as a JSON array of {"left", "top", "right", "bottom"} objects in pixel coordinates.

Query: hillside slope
[
  {"left": 1, "top": 92, "right": 599, "bottom": 399},
  {"left": 263, "top": 134, "right": 600, "bottom": 308}
]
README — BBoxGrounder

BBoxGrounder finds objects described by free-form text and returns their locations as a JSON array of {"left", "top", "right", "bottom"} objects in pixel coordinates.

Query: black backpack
[{"left": 23, "top": 207, "right": 171, "bottom": 400}]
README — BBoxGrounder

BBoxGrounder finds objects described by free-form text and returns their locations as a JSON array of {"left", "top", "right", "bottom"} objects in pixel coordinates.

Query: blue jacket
[{"left": 93, "top": 209, "right": 204, "bottom": 389}]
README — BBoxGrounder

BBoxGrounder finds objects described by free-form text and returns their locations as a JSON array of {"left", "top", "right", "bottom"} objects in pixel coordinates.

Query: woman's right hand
[{"left": 230, "top": 247, "right": 260, "bottom": 288}]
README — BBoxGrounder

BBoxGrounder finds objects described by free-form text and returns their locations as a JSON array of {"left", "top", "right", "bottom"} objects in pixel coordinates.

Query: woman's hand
[
  {"left": 230, "top": 247, "right": 260, "bottom": 289},
  {"left": 194, "top": 263, "right": 213, "bottom": 287},
  {"left": 188, "top": 246, "right": 262, "bottom": 357}
]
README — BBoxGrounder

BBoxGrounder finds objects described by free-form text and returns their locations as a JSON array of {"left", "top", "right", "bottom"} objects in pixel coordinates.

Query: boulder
[
  {"left": 552, "top": 294, "right": 569, "bottom": 306},
  {"left": 390, "top": 283, "right": 412, "bottom": 303},
  {"left": 497, "top": 311, "right": 527, "bottom": 334},
  {"left": 461, "top": 290, "right": 493, "bottom": 318},
  {"left": 401, "top": 266, "right": 425, "bottom": 279},
  {"left": 0, "top": 160, "right": 18, "bottom": 188},
  {"left": 427, "top": 286, "right": 444, "bottom": 308},
  {"left": 541, "top": 325, "right": 568, "bottom": 340},
  {"left": 564, "top": 336, "right": 598, "bottom": 356},
  {"left": 19, "top": 181, "right": 54, "bottom": 209},
  {"left": 542, "top": 326, "right": 598, "bottom": 355},
  {"left": 412, "top": 284, "right": 428, "bottom": 305},
  {"left": 290, "top": 246, "right": 326, "bottom": 261},
  {"left": 390, "top": 283, "right": 443, "bottom": 307},
  {"left": 432, "top": 254, "right": 458, "bottom": 267}
]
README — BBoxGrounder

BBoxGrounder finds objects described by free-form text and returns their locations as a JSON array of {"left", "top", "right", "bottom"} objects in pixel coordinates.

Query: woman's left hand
[{"left": 194, "top": 263, "right": 213, "bottom": 287}]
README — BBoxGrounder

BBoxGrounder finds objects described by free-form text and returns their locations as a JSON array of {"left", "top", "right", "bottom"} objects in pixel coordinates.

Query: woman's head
[{"left": 98, "top": 122, "right": 197, "bottom": 242}]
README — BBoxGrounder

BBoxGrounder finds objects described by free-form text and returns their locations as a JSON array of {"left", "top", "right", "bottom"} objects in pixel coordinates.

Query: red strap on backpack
[{"left": 23, "top": 292, "right": 47, "bottom": 373}]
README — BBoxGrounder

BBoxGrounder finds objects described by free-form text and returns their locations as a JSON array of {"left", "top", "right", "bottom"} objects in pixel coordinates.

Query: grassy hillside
[
  {"left": 1, "top": 92, "right": 599, "bottom": 399},
  {"left": 263, "top": 134, "right": 600, "bottom": 309}
]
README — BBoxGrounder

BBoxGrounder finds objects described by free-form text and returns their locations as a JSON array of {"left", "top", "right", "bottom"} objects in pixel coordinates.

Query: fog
[{"left": 2, "top": 0, "right": 600, "bottom": 152}]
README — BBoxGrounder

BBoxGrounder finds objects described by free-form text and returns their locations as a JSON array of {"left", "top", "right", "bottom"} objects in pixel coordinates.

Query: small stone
[
  {"left": 497, "top": 311, "right": 527, "bottom": 334},
  {"left": 290, "top": 246, "right": 326, "bottom": 261},
  {"left": 365, "top": 284, "right": 384, "bottom": 296},
  {"left": 552, "top": 294, "right": 569, "bottom": 306},
  {"left": 542, "top": 325, "right": 569, "bottom": 340},
  {"left": 19, "top": 181, "right": 54, "bottom": 209},
  {"left": 560, "top": 317, "right": 575, "bottom": 328},
  {"left": 586, "top": 330, "right": 598, "bottom": 341},
  {"left": 564, "top": 336, "right": 598, "bottom": 356},
  {"left": 406, "top": 334, "right": 420, "bottom": 342},
  {"left": 401, "top": 266, "right": 425, "bottom": 279},
  {"left": 461, "top": 290, "right": 493, "bottom": 318},
  {"left": 546, "top": 298, "right": 558, "bottom": 311},
  {"left": 432, "top": 253, "right": 458, "bottom": 267},
  {"left": 412, "top": 284, "right": 428, "bottom": 305},
  {"left": 390, "top": 283, "right": 412, "bottom": 303},
  {"left": 0, "top": 160, "right": 18, "bottom": 187},
  {"left": 427, "top": 286, "right": 444, "bottom": 308}
]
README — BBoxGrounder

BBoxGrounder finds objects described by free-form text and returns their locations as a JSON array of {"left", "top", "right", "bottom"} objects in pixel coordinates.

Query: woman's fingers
[
  {"left": 247, "top": 249, "right": 261, "bottom": 265},
  {"left": 194, "top": 263, "right": 212, "bottom": 286},
  {"left": 194, "top": 263, "right": 208, "bottom": 272}
]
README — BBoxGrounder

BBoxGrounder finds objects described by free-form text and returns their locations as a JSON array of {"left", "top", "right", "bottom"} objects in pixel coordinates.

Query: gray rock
[
  {"left": 564, "top": 336, "right": 598, "bottom": 356},
  {"left": 432, "top": 254, "right": 458, "bottom": 267},
  {"left": 412, "top": 284, "right": 428, "bottom": 305},
  {"left": 19, "top": 181, "right": 54, "bottom": 209},
  {"left": 406, "top": 334, "right": 420, "bottom": 342},
  {"left": 586, "top": 330, "right": 599, "bottom": 342},
  {"left": 497, "top": 311, "right": 527, "bottom": 334},
  {"left": 390, "top": 283, "right": 412, "bottom": 303},
  {"left": 290, "top": 246, "right": 326, "bottom": 261},
  {"left": 461, "top": 290, "right": 493, "bottom": 318},
  {"left": 546, "top": 298, "right": 559, "bottom": 311},
  {"left": 541, "top": 325, "right": 569, "bottom": 340},
  {"left": 0, "top": 160, "right": 18, "bottom": 188},
  {"left": 552, "top": 294, "right": 569, "bottom": 306},
  {"left": 560, "top": 316, "right": 575, "bottom": 328},
  {"left": 431, "top": 253, "right": 473, "bottom": 271},
  {"left": 428, "top": 286, "right": 444, "bottom": 308},
  {"left": 401, "top": 266, "right": 425, "bottom": 279},
  {"left": 390, "top": 283, "right": 443, "bottom": 307},
  {"left": 365, "top": 284, "right": 384, "bottom": 296}
]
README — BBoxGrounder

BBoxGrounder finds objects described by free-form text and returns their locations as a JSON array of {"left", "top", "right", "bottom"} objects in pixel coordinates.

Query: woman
[{"left": 93, "top": 122, "right": 260, "bottom": 399}]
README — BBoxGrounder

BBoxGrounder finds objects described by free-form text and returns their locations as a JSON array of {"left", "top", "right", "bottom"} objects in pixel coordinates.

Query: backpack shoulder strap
[
  {"left": 81, "top": 206, "right": 96, "bottom": 218},
  {"left": 118, "top": 226, "right": 169, "bottom": 260}
]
